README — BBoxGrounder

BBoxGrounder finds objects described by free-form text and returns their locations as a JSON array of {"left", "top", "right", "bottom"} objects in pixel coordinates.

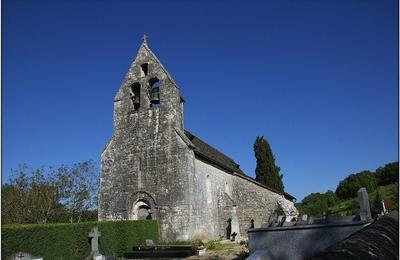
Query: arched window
[
  {"left": 130, "top": 83, "right": 141, "bottom": 110},
  {"left": 140, "top": 63, "right": 148, "bottom": 77},
  {"left": 148, "top": 78, "right": 160, "bottom": 107}
]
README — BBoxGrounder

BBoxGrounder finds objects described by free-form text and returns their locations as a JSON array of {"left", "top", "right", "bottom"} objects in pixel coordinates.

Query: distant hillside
[{"left": 296, "top": 161, "right": 399, "bottom": 217}]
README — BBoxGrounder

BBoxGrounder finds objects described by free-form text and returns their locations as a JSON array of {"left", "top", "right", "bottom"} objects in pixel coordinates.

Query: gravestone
[
  {"left": 358, "top": 188, "right": 372, "bottom": 221},
  {"left": 254, "top": 218, "right": 261, "bottom": 228},
  {"left": 381, "top": 200, "right": 387, "bottom": 214},
  {"left": 7, "top": 252, "right": 43, "bottom": 260},
  {"left": 145, "top": 239, "right": 156, "bottom": 247},
  {"left": 8, "top": 252, "right": 43, "bottom": 260},
  {"left": 267, "top": 211, "right": 277, "bottom": 227},
  {"left": 88, "top": 227, "right": 105, "bottom": 260}
]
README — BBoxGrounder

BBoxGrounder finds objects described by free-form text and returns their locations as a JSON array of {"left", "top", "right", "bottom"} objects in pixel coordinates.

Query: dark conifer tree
[{"left": 253, "top": 136, "right": 284, "bottom": 192}]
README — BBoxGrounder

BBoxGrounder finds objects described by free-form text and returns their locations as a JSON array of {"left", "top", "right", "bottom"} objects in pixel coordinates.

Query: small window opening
[
  {"left": 130, "top": 83, "right": 141, "bottom": 110},
  {"left": 148, "top": 78, "right": 160, "bottom": 107},
  {"left": 140, "top": 63, "right": 148, "bottom": 77}
]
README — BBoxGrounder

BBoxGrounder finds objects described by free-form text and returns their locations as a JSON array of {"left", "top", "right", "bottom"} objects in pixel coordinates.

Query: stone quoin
[{"left": 99, "top": 36, "right": 297, "bottom": 241}]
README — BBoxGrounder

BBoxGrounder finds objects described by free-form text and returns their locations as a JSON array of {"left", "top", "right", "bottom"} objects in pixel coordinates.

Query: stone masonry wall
[
  {"left": 99, "top": 42, "right": 194, "bottom": 240},
  {"left": 191, "top": 158, "right": 283, "bottom": 240}
]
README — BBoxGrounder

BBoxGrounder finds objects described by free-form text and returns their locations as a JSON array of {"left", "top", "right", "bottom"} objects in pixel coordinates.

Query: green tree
[
  {"left": 335, "top": 171, "right": 377, "bottom": 200},
  {"left": 375, "top": 162, "right": 399, "bottom": 186},
  {"left": 56, "top": 161, "right": 99, "bottom": 223},
  {"left": 27, "top": 168, "right": 63, "bottom": 224},
  {"left": 1, "top": 161, "right": 99, "bottom": 224},
  {"left": 253, "top": 136, "right": 284, "bottom": 192},
  {"left": 298, "top": 190, "right": 338, "bottom": 216},
  {"left": 1, "top": 166, "right": 62, "bottom": 224},
  {"left": 372, "top": 189, "right": 383, "bottom": 213}
]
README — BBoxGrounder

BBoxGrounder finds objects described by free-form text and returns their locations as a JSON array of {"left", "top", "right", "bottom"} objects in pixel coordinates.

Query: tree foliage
[
  {"left": 253, "top": 136, "right": 284, "bottom": 192},
  {"left": 298, "top": 190, "right": 338, "bottom": 216},
  {"left": 56, "top": 161, "right": 98, "bottom": 222},
  {"left": 1, "top": 161, "right": 98, "bottom": 225},
  {"left": 296, "top": 161, "right": 397, "bottom": 217},
  {"left": 375, "top": 162, "right": 399, "bottom": 186},
  {"left": 335, "top": 171, "right": 377, "bottom": 200}
]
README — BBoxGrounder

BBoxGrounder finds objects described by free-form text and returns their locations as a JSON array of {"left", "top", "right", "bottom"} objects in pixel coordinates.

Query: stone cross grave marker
[
  {"left": 10, "top": 252, "right": 42, "bottom": 260},
  {"left": 89, "top": 227, "right": 101, "bottom": 256},
  {"left": 17, "top": 252, "right": 25, "bottom": 260}
]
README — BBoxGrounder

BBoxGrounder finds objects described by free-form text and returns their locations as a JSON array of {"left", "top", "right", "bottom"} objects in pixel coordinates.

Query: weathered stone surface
[
  {"left": 277, "top": 195, "right": 299, "bottom": 221},
  {"left": 308, "top": 211, "right": 399, "bottom": 260},
  {"left": 99, "top": 38, "right": 295, "bottom": 241}
]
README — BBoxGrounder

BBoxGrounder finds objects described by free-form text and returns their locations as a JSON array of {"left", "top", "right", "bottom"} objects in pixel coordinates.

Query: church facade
[{"left": 99, "top": 37, "right": 296, "bottom": 241}]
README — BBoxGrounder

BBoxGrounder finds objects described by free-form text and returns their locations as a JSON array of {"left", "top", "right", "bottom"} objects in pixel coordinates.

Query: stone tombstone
[
  {"left": 8, "top": 252, "right": 43, "bottom": 260},
  {"left": 267, "top": 211, "right": 277, "bottom": 227},
  {"left": 381, "top": 199, "right": 387, "bottom": 214},
  {"left": 254, "top": 218, "right": 261, "bottom": 228},
  {"left": 145, "top": 239, "right": 156, "bottom": 247},
  {"left": 88, "top": 227, "right": 105, "bottom": 260},
  {"left": 358, "top": 187, "right": 372, "bottom": 221}
]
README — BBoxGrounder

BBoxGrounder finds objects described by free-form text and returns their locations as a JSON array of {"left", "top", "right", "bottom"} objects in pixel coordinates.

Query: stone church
[{"left": 99, "top": 36, "right": 297, "bottom": 241}]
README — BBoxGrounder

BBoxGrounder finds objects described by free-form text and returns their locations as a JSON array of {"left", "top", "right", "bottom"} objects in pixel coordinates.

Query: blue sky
[{"left": 3, "top": 0, "right": 398, "bottom": 200}]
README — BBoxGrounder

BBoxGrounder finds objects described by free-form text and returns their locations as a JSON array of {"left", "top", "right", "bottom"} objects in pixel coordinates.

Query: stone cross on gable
[
  {"left": 142, "top": 34, "right": 148, "bottom": 44},
  {"left": 88, "top": 227, "right": 101, "bottom": 255}
]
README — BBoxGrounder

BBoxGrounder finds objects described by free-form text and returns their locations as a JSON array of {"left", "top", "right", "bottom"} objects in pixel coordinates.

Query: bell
[
  {"left": 131, "top": 95, "right": 140, "bottom": 104},
  {"left": 151, "top": 88, "right": 160, "bottom": 104}
]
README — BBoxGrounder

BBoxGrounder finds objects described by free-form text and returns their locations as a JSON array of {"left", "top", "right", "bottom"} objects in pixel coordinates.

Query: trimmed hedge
[{"left": 2, "top": 220, "right": 159, "bottom": 259}]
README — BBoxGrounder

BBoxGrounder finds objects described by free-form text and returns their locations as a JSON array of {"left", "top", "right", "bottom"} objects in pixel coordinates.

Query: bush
[
  {"left": 1, "top": 220, "right": 159, "bottom": 259},
  {"left": 205, "top": 240, "right": 217, "bottom": 250},
  {"left": 298, "top": 190, "right": 338, "bottom": 217},
  {"left": 375, "top": 162, "right": 399, "bottom": 186},
  {"left": 335, "top": 171, "right": 377, "bottom": 200}
]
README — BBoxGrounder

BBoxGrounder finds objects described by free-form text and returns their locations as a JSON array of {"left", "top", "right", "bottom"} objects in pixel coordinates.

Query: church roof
[
  {"left": 184, "top": 130, "right": 296, "bottom": 201},
  {"left": 185, "top": 130, "right": 245, "bottom": 175}
]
